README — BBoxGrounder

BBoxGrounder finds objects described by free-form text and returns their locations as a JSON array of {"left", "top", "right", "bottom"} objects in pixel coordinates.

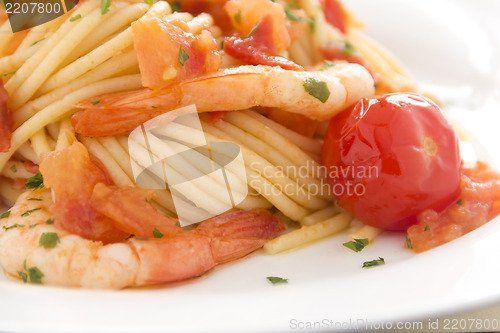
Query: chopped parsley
[
  {"left": 406, "top": 235, "right": 413, "bottom": 249},
  {"left": 284, "top": 3, "right": 312, "bottom": 23},
  {"left": 135, "top": 237, "right": 148, "bottom": 241},
  {"left": 457, "top": 199, "right": 462, "bottom": 205},
  {"left": 70, "top": 14, "right": 82, "bottom": 22},
  {"left": 145, "top": 197, "right": 151, "bottom": 204},
  {"left": 267, "top": 276, "right": 288, "bottom": 284},
  {"left": 175, "top": 221, "right": 181, "bottom": 227},
  {"left": 27, "top": 267, "right": 44, "bottom": 284},
  {"left": 309, "top": 17, "right": 316, "bottom": 33},
  {"left": 45, "top": 218, "right": 54, "bottom": 225},
  {"left": 152, "top": 228, "right": 164, "bottom": 239},
  {"left": 90, "top": 100, "right": 101, "bottom": 106},
  {"left": 151, "top": 106, "right": 158, "bottom": 109},
  {"left": 234, "top": 10, "right": 241, "bottom": 25},
  {"left": 2, "top": 224, "right": 24, "bottom": 231},
  {"left": 424, "top": 225, "right": 430, "bottom": 231},
  {"left": 170, "top": 1, "right": 180, "bottom": 12},
  {"left": 362, "top": 257, "right": 385, "bottom": 268},
  {"left": 342, "top": 41, "right": 356, "bottom": 56},
  {"left": 320, "top": 60, "right": 337, "bottom": 71},
  {"left": 19, "top": 260, "right": 44, "bottom": 284},
  {"left": 27, "top": 198, "right": 43, "bottom": 201},
  {"left": 101, "top": 0, "right": 111, "bottom": 14},
  {"left": 21, "top": 208, "right": 41, "bottom": 217},
  {"left": 39, "top": 232, "right": 61, "bottom": 249},
  {"left": 0, "top": 71, "right": 16, "bottom": 77},
  {"left": 29, "top": 224, "right": 37, "bottom": 229},
  {"left": 18, "top": 271, "right": 28, "bottom": 283},
  {"left": 10, "top": 165, "right": 17, "bottom": 173},
  {"left": 241, "top": 22, "right": 259, "bottom": 39},
  {"left": 0, "top": 211, "right": 10, "bottom": 219},
  {"left": 25, "top": 172, "right": 44, "bottom": 190},
  {"left": 303, "top": 78, "right": 330, "bottom": 103},
  {"left": 178, "top": 46, "right": 189, "bottom": 66},
  {"left": 144, "top": 0, "right": 153, "bottom": 5},
  {"left": 343, "top": 238, "right": 369, "bottom": 252}
]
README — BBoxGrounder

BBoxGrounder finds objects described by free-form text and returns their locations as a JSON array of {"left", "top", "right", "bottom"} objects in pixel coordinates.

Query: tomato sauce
[{"left": 408, "top": 161, "right": 500, "bottom": 252}]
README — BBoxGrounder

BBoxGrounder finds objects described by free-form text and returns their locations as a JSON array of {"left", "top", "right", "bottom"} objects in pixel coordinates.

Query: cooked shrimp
[
  {"left": 0, "top": 189, "right": 285, "bottom": 288},
  {"left": 0, "top": 142, "right": 285, "bottom": 288},
  {"left": 73, "top": 62, "right": 375, "bottom": 137}
]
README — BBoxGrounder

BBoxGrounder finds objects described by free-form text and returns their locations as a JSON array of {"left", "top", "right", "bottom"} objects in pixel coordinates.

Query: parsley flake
[
  {"left": 234, "top": 10, "right": 241, "bottom": 25},
  {"left": 303, "top": 78, "right": 330, "bottom": 103},
  {"left": 152, "top": 228, "right": 164, "bottom": 239},
  {"left": 144, "top": 0, "right": 153, "bottom": 5},
  {"left": 18, "top": 271, "right": 28, "bottom": 283},
  {"left": 25, "top": 172, "right": 44, "bottom": 190},
  {"left": 343, "top": 238, "right": 369, "bottom": 252},
  {"left": 178, "top": 46, "right": 189, "bottom": 66},
  {"left": 362, "top": 257, "right": 385, "bottom": 268},
  {"left": 101, "top": 0, "right": 111, "bottom": 14},
  {"left": 267, "top": 276, "right": 288, "bottom": 284},
  {"left": 45, "top": 218, "right": 54, "bottom": 225},
  {"left": 241, "top": 22, "right": 259, "bottom": 39},
  {"left": 21, "top": 208, "right": 41, "bottom": 217},
  {"left": 343, "top": 41, "right": 356, "bottom": 56},
  {"left": 0, "top": 71, "right": 16, "bottom": 77},
  {"left": 0, "top": 211, "right": 10, "bottom": 219},
  {"left": 70, "top": 14, "right": 82, "bottom": 22},
  {"left": 284, "top": 4, "right": 311, "bottom": 23},
  {"left": 320, "top": 60, "right": 337, "bottom": 71},
  {"left": 28, "top": 267, "right": 44, "bottom": 284},
  {"left": 424, "top": 225, "right": 430, "bottom": 231},
  {"left": 29, "top": 224, "right": 37, "bottom": 229},
  {"left": 10, "top": 165, "right": 17, "bottom": 173},
  {"left": 406, "top": 235, "right": 413, "bottom": 249},
  {"left": 39, "top": 232, "right": 61, "bottom": 249},
  {"left": 457, "top": 199, "right": 462, "bottom": 205},
  {"left": 19, "top": 261, "right": 44, "bottom": 284},
  {"left": 175, "top": 221, "right": 181, "bottom": 227},
  {"left": 27, "top": 198, "right": 43, "bottom": 201},
  {"left": 170, "top": 1, "right": 180, "bottom": 12},
  {"left": 90, "top": 100, "right": 101, "bottom": 106},
  {"left": 3, "top": 224, "right": 25, "bottom": 231}
]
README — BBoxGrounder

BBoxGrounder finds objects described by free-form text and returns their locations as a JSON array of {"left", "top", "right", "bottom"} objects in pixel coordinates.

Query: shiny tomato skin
[{"left": 322, "top": 93, "right": 461, "bottom": 231}]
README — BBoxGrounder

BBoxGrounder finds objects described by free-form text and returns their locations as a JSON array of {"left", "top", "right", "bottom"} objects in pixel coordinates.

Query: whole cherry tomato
[{"left": 321, "top": 93, "right": 461, "bottom": 231}]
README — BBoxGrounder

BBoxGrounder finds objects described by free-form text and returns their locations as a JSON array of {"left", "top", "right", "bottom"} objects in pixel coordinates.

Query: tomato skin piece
[
  {"left": 320, "top": 0, "right": 347, "bottom": 33},
  {"left": 322, "top": 93, "right": 461, "bottom": 231},
  {"left": 408, "top": 161, "right": 500, "bottom": 252},
  {"left": 223, "top": 14, "right": 304, "bottom": 71}
]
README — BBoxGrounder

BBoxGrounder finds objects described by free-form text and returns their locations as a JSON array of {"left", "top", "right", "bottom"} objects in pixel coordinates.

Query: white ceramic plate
[{"left": 1, "top": 0, "right": 500, "bottom": 332}]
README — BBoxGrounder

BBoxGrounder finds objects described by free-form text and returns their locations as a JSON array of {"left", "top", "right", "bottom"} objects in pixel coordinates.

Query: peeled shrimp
[
  {"left": 73, "top": 63, "right": 375, "bottom": 137},
  {"left": 0, "top": 190, "right": 285, "bottom": 288}
]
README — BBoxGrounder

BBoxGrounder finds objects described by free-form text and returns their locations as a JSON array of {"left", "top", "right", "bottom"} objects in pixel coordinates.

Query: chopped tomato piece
[
  {"left": 40, "top": 142, "right": 130, "bottom": 243},
  {"left": 225, "top": 0, "right": 291, "bottom": 52},
  {"left": 91, "top": 183, "right": 181, "bottom": 238},
  {"left": 171, "top": 0, "right": 233, "bottom": 34},
  {"left": 266, "top": 108, "right": 318, "bottom": 137},
  {"left": 408, "top": 162, "right": 500, "bottom": 252},
  {"left": 224, "top": 14, "right": 304, "bottom": 71},
  {"left": 0, "top": 81, "right": 13, "bottom": 153},
  {"left": 320, "top": 0, "right": 347, "bottom": 33},
  {"left": 23, "top": 161, "right": 39, "bottom": 174},
  {"left": 207, "top": 111, "right": 228, "bottom": 125},
  {"left": 132, "top": 16, "right": 221, "bottom": 89}
]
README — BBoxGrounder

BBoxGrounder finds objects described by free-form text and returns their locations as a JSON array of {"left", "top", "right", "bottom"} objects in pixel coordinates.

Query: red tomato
[{"left": 321, "top": 93, "right": 461, "bottom": 231}]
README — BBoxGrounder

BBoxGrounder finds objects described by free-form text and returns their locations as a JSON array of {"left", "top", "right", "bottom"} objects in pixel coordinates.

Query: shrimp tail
[{"left": 131, "top": 209, "right": 286, "bottom": 285}]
